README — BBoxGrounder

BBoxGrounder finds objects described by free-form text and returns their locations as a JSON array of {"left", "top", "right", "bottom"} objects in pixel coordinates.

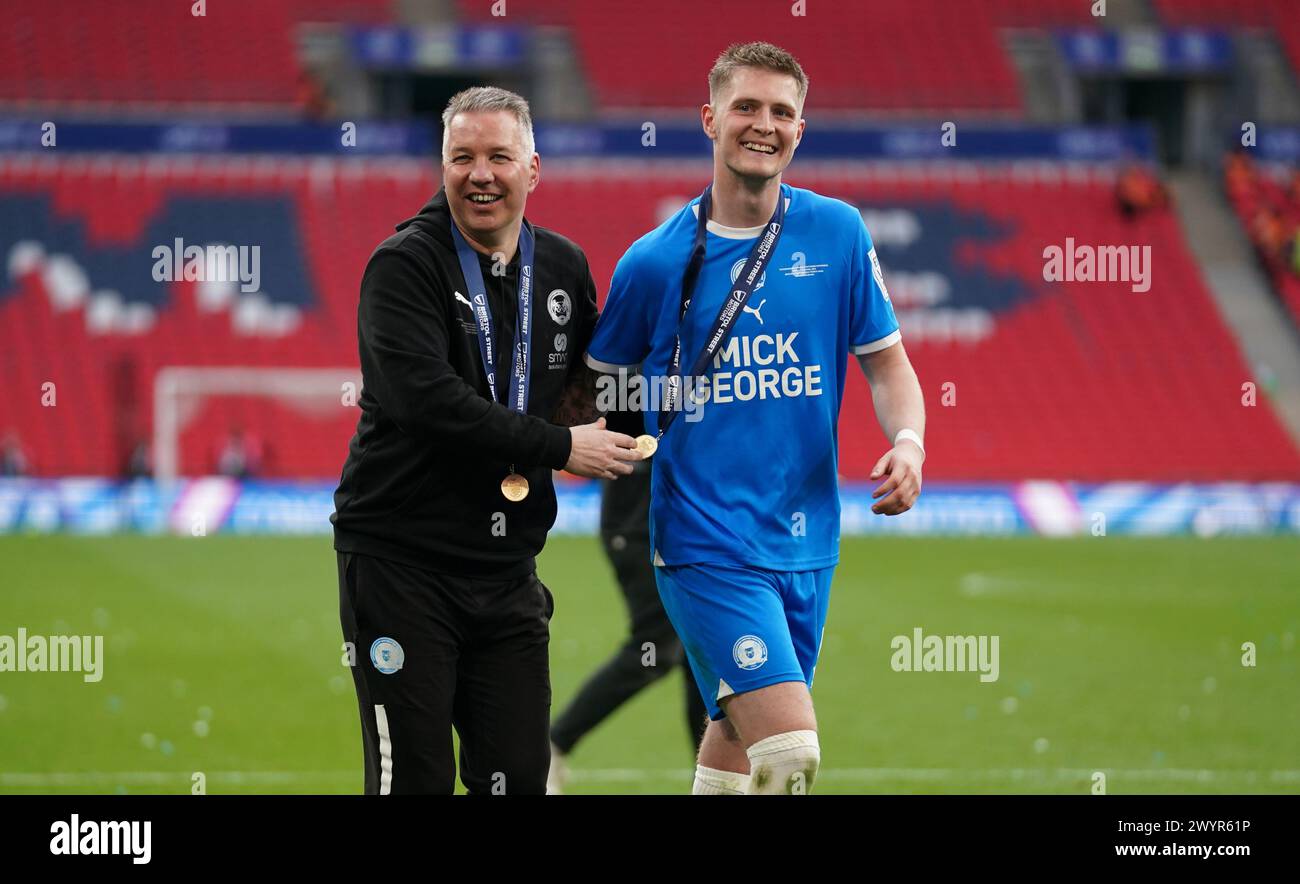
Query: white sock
[
  {"left": 745, "top": 730, "right": 820, "bottom": 794},
  {"left": 692, "top": 764, "right": 751, "bottom": 795}
]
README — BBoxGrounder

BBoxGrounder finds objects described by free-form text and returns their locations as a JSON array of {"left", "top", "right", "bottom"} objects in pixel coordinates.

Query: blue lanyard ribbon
[
  {"left": 659, "top": 184, "right": 786, "bottom": 437},
  {"left": 449, "top": 220, "right": 535, "bottom": 415}
]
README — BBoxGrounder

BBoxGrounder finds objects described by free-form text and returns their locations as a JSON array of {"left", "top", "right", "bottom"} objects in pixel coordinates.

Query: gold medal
[
  {"left": 635, "top": 434, "right": 658, "bottom": 459},
  {"left": 501, "top": 472, "right": 529, "bottom": 502}
]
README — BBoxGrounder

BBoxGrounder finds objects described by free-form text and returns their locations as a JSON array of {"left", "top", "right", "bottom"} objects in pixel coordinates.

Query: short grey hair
[{"left": 441, "top": 86, "right": 536, "bottom": 160}]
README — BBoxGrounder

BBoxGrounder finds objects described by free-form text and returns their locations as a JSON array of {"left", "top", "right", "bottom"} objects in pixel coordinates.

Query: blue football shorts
[{"left": 654, "top": 561, "right": 835, "bottom": 721}]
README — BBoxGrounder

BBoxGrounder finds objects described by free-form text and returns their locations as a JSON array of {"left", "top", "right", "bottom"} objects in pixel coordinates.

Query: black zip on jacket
[{"left": 331, "top": 188, "right": 598, "bottom": 579}]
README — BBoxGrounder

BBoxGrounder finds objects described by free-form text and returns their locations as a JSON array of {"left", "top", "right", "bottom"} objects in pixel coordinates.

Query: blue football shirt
[{"left": 586, "top": 184, "right": 900, "bottom": 570}]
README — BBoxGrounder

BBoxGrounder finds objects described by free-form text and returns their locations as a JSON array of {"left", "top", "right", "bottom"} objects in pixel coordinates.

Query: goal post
[{"left": 152, "top": 366, "right": 361, "bottom": 482}]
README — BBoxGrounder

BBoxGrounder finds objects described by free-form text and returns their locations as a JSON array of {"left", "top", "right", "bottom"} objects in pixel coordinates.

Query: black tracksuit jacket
[{"left": 331, "top": 188, "right": 599, "bottom": 579}]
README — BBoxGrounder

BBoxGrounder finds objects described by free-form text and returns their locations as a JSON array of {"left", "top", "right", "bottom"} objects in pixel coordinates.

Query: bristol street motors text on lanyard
[
  {"left": 643, "top": 184, "right": 785, "bottom": 456},
  {"left": 450, "top": 220, "right": 536, "bottom": 502}
]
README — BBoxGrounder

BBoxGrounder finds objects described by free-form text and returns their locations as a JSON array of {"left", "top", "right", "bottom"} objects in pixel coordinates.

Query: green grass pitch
[{"left": 0, "top": 534, "right": 1296, "bottom": 794}]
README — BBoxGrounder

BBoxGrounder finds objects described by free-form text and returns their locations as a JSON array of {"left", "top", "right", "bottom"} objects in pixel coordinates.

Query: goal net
[{"left": 152, "top": 366, "right": 361, "bottom": 481}]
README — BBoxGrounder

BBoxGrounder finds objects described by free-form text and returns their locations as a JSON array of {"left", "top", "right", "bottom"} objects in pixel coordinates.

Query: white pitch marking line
[
  {"left": 4, "top": 768, "right": 1298, "bottom": 787},
  {"left": 0, "top": 771, "right": 358, "bottom": 787}
]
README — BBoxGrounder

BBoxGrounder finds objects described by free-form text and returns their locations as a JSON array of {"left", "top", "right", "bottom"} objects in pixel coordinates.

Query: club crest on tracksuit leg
[{"left": 370, "top": 637, "right": 405, "bottom": 674}]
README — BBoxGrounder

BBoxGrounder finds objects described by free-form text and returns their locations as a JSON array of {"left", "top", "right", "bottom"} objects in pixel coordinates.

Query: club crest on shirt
[
  {"left": 730, "top": 258, "right": 767, "bottom": 293},
  {"left": 547, "top": 289, "right": 572, "bottom": 326},
  {"left": 732, "top": 635, "right": 768, "bottom": 671}
]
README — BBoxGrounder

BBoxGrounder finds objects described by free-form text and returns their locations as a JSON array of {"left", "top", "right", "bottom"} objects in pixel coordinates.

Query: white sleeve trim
[
  {"left": 584, "top": 352, "right": 640, "bottom": 373},
  {"left": 851, "top": 329, "right": 902, "bottom": 355}
]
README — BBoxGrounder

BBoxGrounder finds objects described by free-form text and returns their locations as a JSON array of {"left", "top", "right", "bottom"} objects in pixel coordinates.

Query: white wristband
[{"left": 894, "top": 429, "right": 925, "bottom": 458}]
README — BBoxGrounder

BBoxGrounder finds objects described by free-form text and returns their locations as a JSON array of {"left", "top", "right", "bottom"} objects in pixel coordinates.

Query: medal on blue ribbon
[{"left": 450, "top": 219, "right": 536, "bottom": 500}]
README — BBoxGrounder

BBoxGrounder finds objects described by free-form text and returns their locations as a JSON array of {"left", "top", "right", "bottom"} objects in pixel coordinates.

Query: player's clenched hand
[
  {"left": 869, "top": 442, "right": 923, "bottom": 515},
  {"left": 564, "top": 417, "right": 642, "bottom": 479}
]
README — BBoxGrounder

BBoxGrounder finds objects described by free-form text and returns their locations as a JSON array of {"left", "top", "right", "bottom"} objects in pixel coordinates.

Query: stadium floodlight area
[{"left": 152, "top": 366, "right": 361, "bottom": 482}]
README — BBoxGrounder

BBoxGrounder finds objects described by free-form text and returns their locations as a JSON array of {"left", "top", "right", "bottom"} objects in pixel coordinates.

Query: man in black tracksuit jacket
[{"left": 331, "top": 88, "right": 640, "bottom": 795}]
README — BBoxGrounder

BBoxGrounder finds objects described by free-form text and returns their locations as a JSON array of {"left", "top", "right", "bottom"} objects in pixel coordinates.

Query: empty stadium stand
[
  {"left": 1154, "top": 0, "right": 1300, "bottom": 81},
  {"left": 6, "top": 0, "right": 1292, "bottom": 117},
  {"left": 0, "top": 0, "right": 390, "bottom": 110},
  {"left": 3, "top": 154, "right": 1297, "bottom": 481},
  {"left": 456, "top": 0, "right": 1094, "bottom": 113}
]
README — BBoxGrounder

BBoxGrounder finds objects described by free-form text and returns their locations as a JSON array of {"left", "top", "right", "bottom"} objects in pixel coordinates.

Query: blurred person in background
[
  {"left": 296, "top": 67, "right": 336, "bottom": 121},
  {"left": 216, "top": 426, "right": 263, "bottom": 479},
  {"left": 0, "top": 432, "right": 29, "bottom": 477},
  {"left": 547, "top": 454, "right": 709, "bottom": 794},
  {"left": 124, "top": 439, "right": 152, "bottom": 480},
  {"left": 1117, "top": 160, "right": 1170, "bottom": 220},
  {"left": 1251, "top": 206, "right": 1289, "bottom": 268},
  {"left": 1223, "top": 150, "right": 1256, "bottom": 202}
]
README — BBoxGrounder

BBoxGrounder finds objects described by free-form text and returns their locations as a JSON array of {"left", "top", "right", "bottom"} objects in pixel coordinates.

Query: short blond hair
[{"left": 708, "top": 42, "right": 808, "bottom": 106}]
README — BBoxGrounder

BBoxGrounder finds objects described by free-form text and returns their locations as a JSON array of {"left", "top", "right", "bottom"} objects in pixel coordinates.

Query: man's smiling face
[
  {"left": 704, "top": 66, "right": 805, "bottom": 184},
  {"left": 442, "top": 110, "right": 539, "bottom": 247}
]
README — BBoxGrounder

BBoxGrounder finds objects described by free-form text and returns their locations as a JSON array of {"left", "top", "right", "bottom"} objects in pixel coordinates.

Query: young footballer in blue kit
[{"left": 584, "top": 43, "right": 926, "bottom": 795}]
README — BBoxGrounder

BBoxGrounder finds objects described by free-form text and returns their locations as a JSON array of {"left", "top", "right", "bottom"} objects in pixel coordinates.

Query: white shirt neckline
[{"left": 691, "top": 197, "right": 792, "bottom": 240}]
